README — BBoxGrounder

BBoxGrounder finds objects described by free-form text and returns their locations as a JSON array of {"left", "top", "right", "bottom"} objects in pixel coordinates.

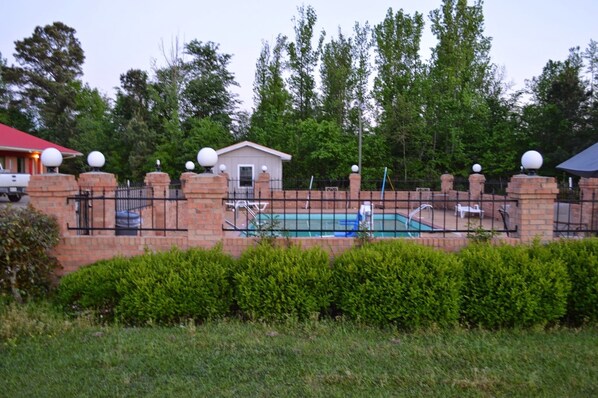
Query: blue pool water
[{"left": 250, "top": 213, "right": 432, "bottom": 238}]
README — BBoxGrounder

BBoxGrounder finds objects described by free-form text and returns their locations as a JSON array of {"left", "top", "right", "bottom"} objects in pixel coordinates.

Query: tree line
[{"left": 1, "top": 0, "right": 596, "bottom": 184}]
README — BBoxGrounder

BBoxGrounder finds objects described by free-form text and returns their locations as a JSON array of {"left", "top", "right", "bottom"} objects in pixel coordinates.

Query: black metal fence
[
  {"left": 223, "top": 190, "right": 518, "bottom": 238},
  {"left": 554, "top": 188, "right": 598, "bottom": 237},
  {"left": 68, "top": 186, "right": 187, "bottom": 235}
]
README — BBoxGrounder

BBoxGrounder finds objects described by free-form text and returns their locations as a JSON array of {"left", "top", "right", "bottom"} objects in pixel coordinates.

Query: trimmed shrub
[
  {"left": 116, "top": 248, "right": 234, "bottom": 324},
  {"left": 333, "top": 241, "right": 463, "bottom": 329},
  {"left": 539, "top": 239, "right": 598, "bottom": 325},
  {"left": 55, "top": 257, "right": 131, "bottom": 319},
  {"left": 459, "top": 244, "right": 570, "bottom": 329},
  {"left": 0, "top": 206, "right": 60, "bottom": 302},
  {"left": 234, "top": 245, "right": 334, "bottom": 321},
  {"left": 57, "top": 247, "right": 235, "bottom": 325}
]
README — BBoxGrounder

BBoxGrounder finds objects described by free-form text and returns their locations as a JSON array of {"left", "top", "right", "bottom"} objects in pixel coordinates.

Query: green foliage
[
  {"left": 0, "top": 206, "right": 60, "bottom": 303},
  {"left": 537, "top": 239, "right": 598, "bottom": 325},
  {"left": 55, "top": 257, "right": 131, "bottom": 320},
  {"left": 333, "top": 240, "right": 463, "bottom": 329},
  {"left": 459, "top": 244, "right": 570, "bottom": 329},
  {"left": 234, "top": 245, "right": 334, "bottom": 321},
  {"left": 57, "top": 248, "right": 234, "bottom": 325}
]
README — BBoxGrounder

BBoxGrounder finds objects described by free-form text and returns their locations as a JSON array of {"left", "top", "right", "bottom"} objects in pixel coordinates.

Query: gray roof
[
  {"left": 556, "top": 142, "right": 598, "bottom": 178},
  {"left": 216, "top": 141, "right": 292, "bottom": 161}
]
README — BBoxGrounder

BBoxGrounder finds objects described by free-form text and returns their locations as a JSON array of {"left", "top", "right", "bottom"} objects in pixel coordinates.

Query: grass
[{"left": 0, "top": 302, "right": 597, "bottom": 397}]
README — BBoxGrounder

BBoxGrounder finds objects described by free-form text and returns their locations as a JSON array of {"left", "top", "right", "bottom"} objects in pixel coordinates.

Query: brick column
[
  {"left": 255, "top": 171, "right": 271, "bottom": 200},
  {"left": 349, "top": 172, "right": 361, "bottom": 208},
  {"left": 144, "top": 172, "right": 171, "bottom": 236},
  {"left": 579, "top": 177, "right": 598, "bottom": 231},
  {"left": 468, "top": 173, "right": 486, "bottom": 201},
  {"left": 182, "top": 173, "right": 227, "bottom": 247},
  {"left": 219, "top": 171, "right": 230, "bottom": 195},
  {"left": 506, "top": 175, "right": 559, "bottom": 242},
  {"left": 441, "top": 173, "right": 454, "bottom": 193},
  {"left": 180, "top": 171, "right": 196, "bottom": 189},
  {"left": 28, "top": 173, "right": 79, "bottom": 236},
  {"left": 78, "top": 172, "right": 117, "bottom": 235}
]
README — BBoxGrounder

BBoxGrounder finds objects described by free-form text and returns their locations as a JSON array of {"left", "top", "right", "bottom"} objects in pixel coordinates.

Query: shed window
[{"left": 239, "top": 165, "right": 254, "bottom": 187}]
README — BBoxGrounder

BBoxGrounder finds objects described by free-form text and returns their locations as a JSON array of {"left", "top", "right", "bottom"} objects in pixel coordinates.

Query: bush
[
  {"left": 57, "top": 247, "right": 235, "bottom": 325},
  {"left": 234, "top": 245, "right": 334, "bottom": 321},
  {"left": 333, "top": 241, "right": 463, "bottom": 329},
  {"left": 539, "top": 239, "right": 598, "bottom": 325},
  {"left": 55, "top": 257, "right": 131, "bottom": 320},
  {"left": 0, "top": 206, "right": 60, "bottom": 303},
  {"left": 116, "top": 248, "right": 234, "bottom": 324},
  {"left": 459, "top": 244, "right": 570, "bottom": 329}
]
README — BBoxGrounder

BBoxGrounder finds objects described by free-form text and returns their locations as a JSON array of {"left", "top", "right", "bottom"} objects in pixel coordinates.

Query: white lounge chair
[{"left": 455, "top": 203, "right": 484, "bottom": 219}]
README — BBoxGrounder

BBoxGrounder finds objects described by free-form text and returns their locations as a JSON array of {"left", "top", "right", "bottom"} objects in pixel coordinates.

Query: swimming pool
[{"left": 249, "top": 213, "right": 432, "bottom": 238}]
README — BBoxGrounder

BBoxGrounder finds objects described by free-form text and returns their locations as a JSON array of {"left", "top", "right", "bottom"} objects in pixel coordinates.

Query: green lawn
[{"left": 1, "top": 305, "right": 597, "bottom": 397}]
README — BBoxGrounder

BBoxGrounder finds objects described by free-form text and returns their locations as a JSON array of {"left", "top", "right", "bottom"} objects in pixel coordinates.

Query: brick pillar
[
  {"left": 180, "top": 171, "right": 196, "bottom": 190},
  {"left": 349, "top": 172, "right": 361, "bottom": 208},
  {"left": 468, "top": 173, "right": 486, "bottom": 201},
  {"left": 507, "top": 175, "right": 559, "bottom": 242},
  {"left": 219, "top": 171, "right": 230, "bottom": 195},
  {"left": 441, "top": 173, "right": 454, "bottom": 193},
  {"left": 77, "top": 172, "right": 117, "bottom": 235},
  {"left": 255, "top": 171, "right": 271, "bottom": 200},
  {"left": 144, "top": 171, "right": 171, "bottom": 236},
  {"left": 579, "top": 177, "right": 598, "bottom": 231},
  {"left": 28, "top": 173, "right": 79, "bottom": 236},
  {"left": 182, "top": 173, "right": 227, "bottom": 248}
]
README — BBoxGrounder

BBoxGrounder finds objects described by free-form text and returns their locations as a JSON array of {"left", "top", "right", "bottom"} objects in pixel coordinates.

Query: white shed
[{"left": 216, "top": 141, "right": 292, "bottom": 194}]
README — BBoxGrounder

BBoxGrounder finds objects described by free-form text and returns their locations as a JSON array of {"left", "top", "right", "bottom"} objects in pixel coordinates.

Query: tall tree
[
  {"left": 373, "top": 8, "right": 427, "bottom": 180},
  {"left": 287, "top": 5, "right": 324, "bottom": 120},
  {"left": 4, "top": 22, "right": 85, "bottom": 145},
  {"left": 249, "top": 35, "right": 293, "bottom": 150},
  {"left": 426, "top": 0, "right": 492, "bottom": 174},
  {"left": 320, "top": 28, "right": 353, "bottom": 129}
]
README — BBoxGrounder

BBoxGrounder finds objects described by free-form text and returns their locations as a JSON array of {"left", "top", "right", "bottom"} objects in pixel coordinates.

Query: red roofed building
[{"left": 0, "top": 123, "right": 82, "bottom": 174}]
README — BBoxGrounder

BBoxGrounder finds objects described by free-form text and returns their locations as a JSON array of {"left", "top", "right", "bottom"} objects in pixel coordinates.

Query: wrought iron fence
[
  {"left": 67, "top": 187, "right": 187, "bottom": 235},
  {"left": 554, "top": 188, "right": 598, "bottom": 237},
  {"left": 223, "top": 190, "right": 517, "bottom": 238}
]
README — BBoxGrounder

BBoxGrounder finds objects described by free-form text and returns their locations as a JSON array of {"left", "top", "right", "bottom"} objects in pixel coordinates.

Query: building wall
[
  {"left": 0, "top": 151, "right": 42, "bottom": 174},
  {"left": 219, "top": 147, "right": 284, "bottom": 193}
]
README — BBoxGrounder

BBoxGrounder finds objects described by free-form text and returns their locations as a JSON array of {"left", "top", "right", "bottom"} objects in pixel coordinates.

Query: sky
[{"left": 1, "top": 0, "right": 597, "bottom": 112}]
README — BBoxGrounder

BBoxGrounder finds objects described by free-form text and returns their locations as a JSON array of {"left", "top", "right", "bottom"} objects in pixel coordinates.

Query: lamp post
[{"left": 357, "top": 102, "right": 363, "bottom": 175}]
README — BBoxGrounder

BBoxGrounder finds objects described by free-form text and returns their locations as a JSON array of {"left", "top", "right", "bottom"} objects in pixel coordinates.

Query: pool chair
[{"left": 455, "top": 203, "right": 484, "bottom": 219}]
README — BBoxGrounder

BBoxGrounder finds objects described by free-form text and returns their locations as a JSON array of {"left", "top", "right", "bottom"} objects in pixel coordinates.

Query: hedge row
[{"left": 55, "top": 239, "right": 598, "bottom": 328}]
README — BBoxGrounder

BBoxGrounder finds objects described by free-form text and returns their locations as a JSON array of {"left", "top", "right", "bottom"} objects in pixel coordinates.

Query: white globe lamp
[
  {"left": 197, "top": 147, "right": 218, "bottom": 173},
  {"left": 472, "top": 163, "right": 482, "bottom": 173},
  {"left": 351, "top": 165, "right": 359, "bottom": 173},
  {"left": 521, "top": 150, "right": 543, "bottom": 175},
  {"left": 185, "top": 161, "right": 195, "bottom": 171},
  {"left": 87, "top": 151, "right": 105, "bottom": 171},
  {"left": 41, "top": 147, "right": 63, "bottom": 173},
  {"left": 261, "top": 165, "right": 268, "bottom": 173},
  {"left": 219, "top": 164, "right": 227, "bottom": 173}
]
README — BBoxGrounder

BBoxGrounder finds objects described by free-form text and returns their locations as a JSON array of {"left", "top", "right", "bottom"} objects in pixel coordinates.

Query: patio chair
[{"left": 455, "top": 203, "right": 484, "bottom": 219}]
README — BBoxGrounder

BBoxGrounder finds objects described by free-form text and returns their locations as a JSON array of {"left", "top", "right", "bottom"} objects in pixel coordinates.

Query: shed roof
[
  {"left": 216, "top": 141, "right": 292, "bottom": 161},
  {"left": 0, "top": 123, "right": 82, "bottom": 157}
]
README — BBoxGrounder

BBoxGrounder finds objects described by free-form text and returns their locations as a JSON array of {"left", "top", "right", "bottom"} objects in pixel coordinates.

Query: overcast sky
[{"left": 1, "top": 0, "right": 597, "bottom": 112}]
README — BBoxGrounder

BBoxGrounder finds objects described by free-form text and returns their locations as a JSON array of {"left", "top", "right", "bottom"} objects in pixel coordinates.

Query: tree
[
  {"left": 320, "top": 28, "right": 353, "bottom": 129},
  {"left": 182, "top": 40, "right": 239, "bottom": 128},
  {"left": 426, "top": 0, "right": 492, "bottom": 175},
  {"left": 4, "top": 22, "right": 85, "bottom": 145},
  {"left": 373, "top": 8, "right": 427, "bottom": 180},
  {"left": 523, "top": 48, "right": 589, "bottom": 172},
  {"left": 287, "top": 5, "right": 324, "bottom": 120},
  {"left": 249, "top": 35, "right": 293, "bottom": 150}
]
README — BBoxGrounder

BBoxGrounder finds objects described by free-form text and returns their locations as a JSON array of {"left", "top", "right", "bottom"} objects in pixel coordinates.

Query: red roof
[{"left": 0, "top": 123, "right": 82, "bottom": 157}]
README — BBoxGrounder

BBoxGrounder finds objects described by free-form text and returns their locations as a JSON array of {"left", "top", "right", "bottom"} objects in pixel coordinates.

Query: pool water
[{"left": 250, "top": 213, "right": 432, "bottom": 238}]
